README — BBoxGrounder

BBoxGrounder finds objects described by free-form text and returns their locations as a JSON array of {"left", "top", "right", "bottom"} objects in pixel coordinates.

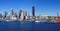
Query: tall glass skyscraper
[
  {"left": 19, "top": 10, "right": 22, "bottom": 18},
  {"left": 32, "top": 6, "right": 35, "bottom": 16},
  {"left": 11, "top": 8, "right": 14, "bottom": 16}
]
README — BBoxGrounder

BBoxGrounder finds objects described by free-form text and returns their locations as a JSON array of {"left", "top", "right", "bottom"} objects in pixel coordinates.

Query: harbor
[
  {"left": 0, "top": 6, "right": 60, "bottom": 23},
  {"left": 0, "top": 0, "right": 60, "bottom": 31},
  {"left": 0, "top": 6, "right": 60, "bottom": 31}
]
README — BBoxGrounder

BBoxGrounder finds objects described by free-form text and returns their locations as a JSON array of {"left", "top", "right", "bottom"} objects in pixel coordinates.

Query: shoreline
[{"left": 0, "top": 20, "right": 58, "bottom": 23}]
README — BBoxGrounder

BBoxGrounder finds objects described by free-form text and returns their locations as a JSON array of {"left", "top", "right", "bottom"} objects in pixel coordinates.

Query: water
[{"left": 0, "top": 21, "right": 60, "bottom": 31}]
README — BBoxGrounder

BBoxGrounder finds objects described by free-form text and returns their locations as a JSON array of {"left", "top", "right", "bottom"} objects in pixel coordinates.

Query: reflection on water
[{"left": 0, "top": 21, "right": 60, "bottom": 31}]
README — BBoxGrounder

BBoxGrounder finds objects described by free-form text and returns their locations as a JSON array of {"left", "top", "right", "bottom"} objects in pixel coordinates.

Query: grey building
[
  {"left": 10, "top": 8, "right": 14, "bottom": 16},
  {"left": 19, "top": 10, "right": 22, "bottom": 18},
  {"left": 0, "top": 13, "right": 2, "bottom": 18}
]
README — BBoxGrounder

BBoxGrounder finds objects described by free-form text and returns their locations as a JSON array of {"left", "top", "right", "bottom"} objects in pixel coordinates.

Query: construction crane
[{"left": 57, "top": 12, "right": 60, "bottom": 23}]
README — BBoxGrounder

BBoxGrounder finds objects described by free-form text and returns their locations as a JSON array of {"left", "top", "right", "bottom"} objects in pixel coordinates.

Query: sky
[{"left": 0, "top": 0, "right": 60, "bottom": 16}]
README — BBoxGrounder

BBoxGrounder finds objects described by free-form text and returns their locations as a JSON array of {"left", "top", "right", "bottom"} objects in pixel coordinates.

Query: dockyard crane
[{"left": 57, "top": 12, "right": 60, "bottom": 23}]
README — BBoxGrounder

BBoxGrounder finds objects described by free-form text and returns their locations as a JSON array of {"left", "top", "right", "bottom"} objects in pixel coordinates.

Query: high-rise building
[
  {"left": 11, "top": 8, "right": 14, "bottom": 16},
  {"left": 20, "top": 10, "right": 27, "bottom": 20},
  {"left": 3, "top": 10, "right": 8, "bottom": 19},
  {"left": 5, "top": 11, "right": 8, "bottom": 16},
  {"left": 0, "top": 13, "right": 2, "bottom": 18},
  {"left": 13, "top": 12, "right": 17, "bottom": 17},
  {"left": 19, "top": 10, "right": 22, "bottom": 18},
  {"left": 32, "top": 6, "right": 35, "bottom": 16},
  {"left": 10, "top": 12, "right": 17, "bottom": 21},
  {"left": 21, "top": 11, "right": 27, "bottom": 16}
]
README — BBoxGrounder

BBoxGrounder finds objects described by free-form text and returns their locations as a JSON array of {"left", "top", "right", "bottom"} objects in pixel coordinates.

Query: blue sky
[{"left": 0, "top": 0, "right": 60, "bottom": 16}]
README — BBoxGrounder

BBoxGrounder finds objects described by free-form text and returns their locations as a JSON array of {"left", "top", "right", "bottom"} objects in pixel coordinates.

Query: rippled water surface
[{"left": 0, "top": 21, "right": 60, "bottom": 31}]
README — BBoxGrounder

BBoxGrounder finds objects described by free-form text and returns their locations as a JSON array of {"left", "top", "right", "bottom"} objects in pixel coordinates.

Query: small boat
[
  {"left": 6, "top": 20, "right": 10, "bottom": 21},
  {"left": 35, "top": 21, "right": 40, "bottom": 22}
]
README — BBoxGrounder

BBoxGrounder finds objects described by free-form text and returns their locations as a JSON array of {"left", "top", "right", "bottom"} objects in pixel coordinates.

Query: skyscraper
[
  {"left": 11, "top": 8, "right": 14, "bottom": 16},
  {"left": 32, "top": 6, "right": 35, "bottom": 16},
  {"left": 5, "top": 11, "right": 8, "bottom": 16},
  {"left": 0, "top": 13, "right": 2, "bottom": 18},
  {"left": 3, "top": 10, "right": 8, "bottom": 19},
  {"left": 19, "top": 10, "right": 22, "bottom": 18},
  {"left": 21, "top": 11, "right": 27, "bottom": 19}
]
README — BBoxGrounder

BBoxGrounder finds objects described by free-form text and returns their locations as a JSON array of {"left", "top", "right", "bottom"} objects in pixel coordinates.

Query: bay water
[{"left": 0, "top": 21, "right": 60, "bottom": 31}]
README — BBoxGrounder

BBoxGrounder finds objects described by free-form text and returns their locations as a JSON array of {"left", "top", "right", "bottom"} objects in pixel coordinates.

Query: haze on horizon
[{"left": 0, "top": 0, "right": 60, "bottom": 16}]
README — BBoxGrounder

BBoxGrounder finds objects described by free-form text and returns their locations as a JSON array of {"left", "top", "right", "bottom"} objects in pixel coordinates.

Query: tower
[
  {"left": 32, "top": 6, "right": 35, "bottom": 16},
  {"left": 19, "top": 10, "right": 22, "bottom": 18},
  {"left": 11, "top": 8, "right": 14, "bottom": 16},
  {"left": 5, "top": 11, "right": 8, "bottom": 16},
  {"left": 3, "top": 10, "right": 8, "bottom": 19}
]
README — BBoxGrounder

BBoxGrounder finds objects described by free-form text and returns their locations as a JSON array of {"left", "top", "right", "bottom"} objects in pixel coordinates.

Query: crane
[{"left": 57, "top": 12, "right": 60, "bottom": 23}]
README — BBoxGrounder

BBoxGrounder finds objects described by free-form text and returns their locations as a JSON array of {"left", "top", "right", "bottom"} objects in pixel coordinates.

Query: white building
[
  {"left": 39, "top": 14, "right": 48, "bottom": 22},
  {"left": 41, "top": 14, "right": 48, "bottom": 20},
  {"left": 35, "top": 16, "right": 39, "bottom": 20},
  {"left": 10, "top": 15, "right": 17, "bottom": 21},
  {"left": 20, "top": 11, "right": 27, "bottom": 20},
  {"left": 10, "top": 12, "right": 17, "bottom": 21}
]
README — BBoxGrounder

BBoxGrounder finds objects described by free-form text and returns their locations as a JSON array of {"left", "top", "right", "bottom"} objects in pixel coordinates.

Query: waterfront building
[
  {"left": 40, "top": 14, "right": 48, "bottom": 22},
  {"left": 31, "top": 6, "right": 35, "bottom": 21},
  {"left": 3, "top": 10, "right": 8, "bottom": 19},
  {"left": 47, "top": 16, "right": 52, "bottom": 22},
  {"left": 10, "top": 8, "right": 14, "bottom": 16},
  {"left": 10, "top": 8, "right": 18, "bottom": 21},
  {"left": 10, "top": 16, "right": 17, "bottom": 21},
  {"left": 39, "top": 14, "right": 42, "bottom": 20},
  {"left": 26, "top": 12, "right": 30, "bottom": 20},
  {"left": 32, "top": 6, "right": 35, "bottom": 16},
  {"left": 50, "top": 16, "right": 57, "bottom": 22},
  {"left": 13, "top": 12, "right": 17, "bottom": 17},
  {"left": 0, "top": 13, "right": 2, "bottom": 18},
  {"left": 29, "top": 16, "right": 35, "bottom": 21},
  {"left": 10, "top": 15, "right": 17, "bottom": 21},
  {"left": 10, "top": 12, "right": 17, "bottom": 21},
  {"left": 5, "top": 15, "right": 10, "bottom": 20},
  {"left": 41, "top": 14, "right": 46, "bottom": 20},
  {"left": 35, "top": 16, "right": 39, "bottom": 21},
  {"left": 5, "top": 11, "right": 8, "bottom": 16},
  {"left": 51, "top": 16, "right": 55, "bottom": 20},
  {"left": 29, "top": 16, "right": 32, "bottom": 20},
  {"left": 25, "top": 16, "right": 29, "bottom": 20},
  {"left": 20, "top": 10, "right": 27, "bottom": 20},
  {"left": 19, "top": 10, "right": 22, "bottom": 18},
  {"left": 0, "top": 13, "right": 2, "bottom": 20}
]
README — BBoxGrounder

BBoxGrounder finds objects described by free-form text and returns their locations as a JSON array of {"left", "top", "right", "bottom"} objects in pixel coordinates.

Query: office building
[
  {"left": 19, "top": 10, "right": 22, "bottom": 18},
  {"left": 11, "top": 8, "right": 14, "bottom": 16},
  {"left": 10, "top": 12, "right": 17, "bottom": 21},
  {"left": 20, "top": 10, "right": 27, "bottom": 20},
  {"left": 0, "top": 13, "right": 2, "bottom": 18},
  {"left": 3, "top": 10, "right": 8, "bottom": 19},
  {"left": 32, "top": 6, "right": 35, "bottom": 16}
]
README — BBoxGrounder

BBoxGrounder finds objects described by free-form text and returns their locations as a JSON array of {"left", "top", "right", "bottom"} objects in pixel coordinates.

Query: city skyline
[{"left": 0, "top": 0, "right": 60, "bottom": 16}]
